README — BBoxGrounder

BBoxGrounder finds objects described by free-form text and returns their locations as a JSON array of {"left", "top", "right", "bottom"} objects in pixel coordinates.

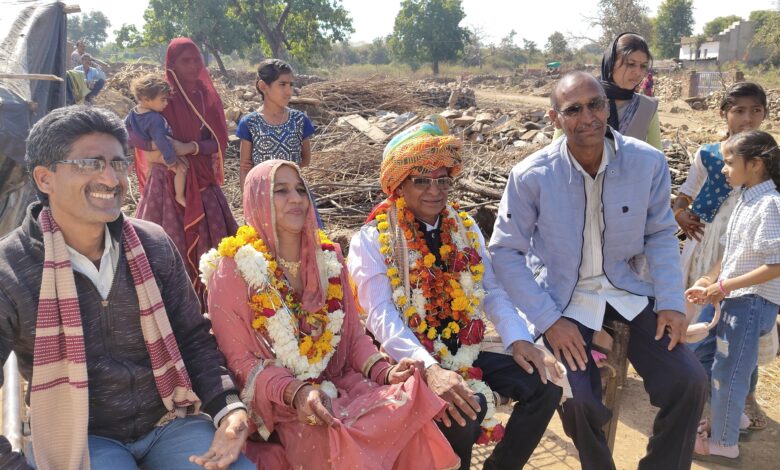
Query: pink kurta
[{"left": 208, "top": 256, "right": 459, "bottom": 470}]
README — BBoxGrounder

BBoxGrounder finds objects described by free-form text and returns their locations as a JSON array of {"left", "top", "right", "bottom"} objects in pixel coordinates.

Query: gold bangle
[
  {"left": 190, "top": 141, "right": 200, "bottom": 155},
  {"left": 677, "top": 194, "right": 692, "bottom": 204},
  {"left": 674, "top": 208, "right": 685, "bottom": 218},
  {"left": 361, "top": 353, "right": 384, "bottom": 378}
]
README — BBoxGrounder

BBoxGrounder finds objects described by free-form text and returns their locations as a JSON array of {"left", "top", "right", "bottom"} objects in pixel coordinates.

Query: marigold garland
[
  {"left": 201, "top": 226, "right": 345, "bottom": 390},
  {"left": 376, "top": 197, "right": 503, "bottom": 443}
]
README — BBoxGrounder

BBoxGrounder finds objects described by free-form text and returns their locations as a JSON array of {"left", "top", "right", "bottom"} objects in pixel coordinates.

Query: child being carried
[{"left": 125, "top": 73, "right": 188, "bottom": 206}]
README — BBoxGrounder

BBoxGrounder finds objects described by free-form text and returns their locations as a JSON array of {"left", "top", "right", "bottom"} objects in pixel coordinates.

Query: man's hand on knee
[
  {"left": 189, "top": 409, "right": 249, "bottom": 469},
  {"left": 655, "top": 310, "right": 689, "bottom": 351},
  {"left": 544, "top": 318, "right": 588, "bottom": 372},
  {"left": 511, "top": 340, "right": 563, "bottom": 384},
  {"left": 424, "top": 364, "right": 481, "bottom": 427}
]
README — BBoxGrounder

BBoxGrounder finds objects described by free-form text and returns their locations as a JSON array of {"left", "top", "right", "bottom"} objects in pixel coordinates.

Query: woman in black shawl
[{"left": 599, "top": 32, "right": 661, "bottom": 149}]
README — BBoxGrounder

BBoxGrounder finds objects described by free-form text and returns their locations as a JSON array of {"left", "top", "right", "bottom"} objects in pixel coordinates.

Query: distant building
[{"left": 679, "top": 20, "right": 769, "bottom": 65}]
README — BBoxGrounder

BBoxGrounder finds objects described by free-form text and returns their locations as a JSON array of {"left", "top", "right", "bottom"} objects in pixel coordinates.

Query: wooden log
[
  {"left": 0, "top": 74, "right": 63, "bottom": 82},
  {"left": 457, "top": 178, "right": 503, "bottom": 200}
]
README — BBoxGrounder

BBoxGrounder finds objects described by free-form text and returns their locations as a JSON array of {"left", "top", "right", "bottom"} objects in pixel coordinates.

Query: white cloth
[
  {"left": 560, "top": 141, "right": 649, "bottom": 331},
  {"left": 681, "top": 191, "right": 739, "bottom": 320},
  {"left": 66, "top": 225, "right": 118, "bottom": 300},
  {"left": 678, "top": 146, "right": 709, "bottom": 198},
  {"left": 721, "top": 180, "right": 780, "bottom": 305},
  {"left": 348, "top": 219, "right": 533, "bottom": 368}
]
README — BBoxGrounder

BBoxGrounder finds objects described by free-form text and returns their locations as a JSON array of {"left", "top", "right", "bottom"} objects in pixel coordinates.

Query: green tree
[
  {"left": 752, "top": 6, "right": 780, "bottom": 64},
  {"left": 703, "top": 15, "right": 742, "bottom": 37},
  {"left": 367, "top": 37, "right": 391, "bottom": 65},
  {"left": 115, "top": 24, "right": 144, "bottom": 49},
  {"left": 592, "top": 0, "right": 653, "bottom": 48},
  {"left": 654, "top": 0, "right": 694, "bottom": 58},
  {"left": 228, "top": 0, "right": 353, "bottom": 66},
  {"left": 67, "top": 11, "right": 111, "bottom": 49},
  {"left": 545, "top": 31, "right": 570, "bottom": 60},
  {"left": 143, "top": 0, "right": 249, "bottom": 75},
  {"left": 523, "top": 38, "right": 540, "bottom": 60},
  {"left": 390, "top": 0, "right": 469, "bottom": 74}
]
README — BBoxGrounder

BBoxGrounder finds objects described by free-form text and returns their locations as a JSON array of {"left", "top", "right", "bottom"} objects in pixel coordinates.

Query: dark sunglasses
[
  {"left": 557, "top": 97, "right": 607, "bottom": 118},
  {"left": 409, "top": 176, "right": 454, "bottom": 190},
  {"left": 54, "top": 158, "right": 130, "bottom": 175}
]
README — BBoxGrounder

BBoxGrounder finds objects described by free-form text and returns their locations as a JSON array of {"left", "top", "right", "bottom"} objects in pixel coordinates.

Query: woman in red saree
[
  {"left": 203, "top": 160, "right": 460, "bottom": 470},
  {"left": 130, "top": 38, "right": 237, "bottom": 304}
]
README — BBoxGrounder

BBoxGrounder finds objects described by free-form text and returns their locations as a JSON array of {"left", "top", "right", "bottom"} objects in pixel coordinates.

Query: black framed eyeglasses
[
  {"left": 556, "top": 97, "right": 607, "bottom": 118},
  {"left": 54, "top": 158, "right": 130, "bottom": 175},
  {"left": 409, "top": 176, "right": 454, "bottom": 190}
]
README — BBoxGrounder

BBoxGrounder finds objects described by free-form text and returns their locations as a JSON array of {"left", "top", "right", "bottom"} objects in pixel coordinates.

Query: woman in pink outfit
[{"left": 205, "top": 159, "right": 459, "bottom": 470}]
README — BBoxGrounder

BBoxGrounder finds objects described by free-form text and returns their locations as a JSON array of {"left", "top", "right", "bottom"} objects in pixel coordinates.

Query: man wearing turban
[{"left": 348, "top": 116, "right": 562, "bottom": 469}]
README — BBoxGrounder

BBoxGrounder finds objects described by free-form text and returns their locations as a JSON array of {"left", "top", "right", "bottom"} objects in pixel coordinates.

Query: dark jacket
[{"left": 0, "top": 203, "right": 239, "bottom": 443}]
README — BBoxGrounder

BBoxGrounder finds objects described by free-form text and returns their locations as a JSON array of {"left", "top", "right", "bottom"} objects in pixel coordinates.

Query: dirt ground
[{"left": 471, "top": 88, "right": 780, "bottom": 469}]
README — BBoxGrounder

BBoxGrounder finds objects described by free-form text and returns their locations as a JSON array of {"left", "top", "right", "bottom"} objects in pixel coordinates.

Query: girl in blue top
[{"left": 237, "top": 59, "right": 315, "bottom": 190}]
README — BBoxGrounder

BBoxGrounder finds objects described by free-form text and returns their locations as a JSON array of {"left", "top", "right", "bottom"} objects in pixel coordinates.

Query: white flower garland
[{"left": 200, "top": 238, "right": 345, "bottom": 387}]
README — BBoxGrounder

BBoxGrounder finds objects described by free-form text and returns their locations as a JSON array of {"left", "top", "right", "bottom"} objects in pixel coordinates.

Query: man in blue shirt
[
  {"left": 489, "top": 71, "right": 708, "bottom": 470},
  {"left": 73, "top": 54, "right": 106, "bottom": 103}
]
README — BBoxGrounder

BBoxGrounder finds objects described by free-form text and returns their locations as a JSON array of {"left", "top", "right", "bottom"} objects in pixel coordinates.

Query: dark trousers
[
  {"left": 438, "top": 352, "right": 562, "bottom": 470},
  {"left": 547, "top": 301, "right": 708, "bottom": 470}
]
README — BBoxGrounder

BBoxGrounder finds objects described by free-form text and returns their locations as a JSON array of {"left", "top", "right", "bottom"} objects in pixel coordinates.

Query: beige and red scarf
[{"left": 31, "top": 207, "right": 201, "bottom": 470}]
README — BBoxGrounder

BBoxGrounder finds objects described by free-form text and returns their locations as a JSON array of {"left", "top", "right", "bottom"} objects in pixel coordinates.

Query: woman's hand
[
  {"left": 293, "top": 385, "right": 339, "bottom": 427},
  {"left": 386, "top": 358, "right": 423, "bottom": 385},
  {"left": 170, "top": 137, "right": 196, "bottom": 156},
  {"left": 676, "top": 209, "right": 705, "bottom": 241}
]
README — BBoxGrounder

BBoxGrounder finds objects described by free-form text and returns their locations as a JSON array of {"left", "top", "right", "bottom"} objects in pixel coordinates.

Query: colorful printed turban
[{"left": 379, "top": 115, "right": 462, "bottom": 195}]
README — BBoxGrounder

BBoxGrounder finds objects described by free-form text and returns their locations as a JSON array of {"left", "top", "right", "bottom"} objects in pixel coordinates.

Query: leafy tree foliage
[
  {"left": 67, "top": 11, "right": 111, "bottom": 50},
  {"left": 592, "top": 0, "right": 653, "bottom": 48},
  {"left": 390, "top": 0, "right": 469, "bottom": 74},
  {"left": 115, "top": 24, "right": 144, "bottom": 49},
  {"left": 654, "top": 0, "right": 694, "bottom": 58},
  {"left": 227, "top": 0, "right": 353, "bottom": 65},
  {"left": 703, "top": 15, "right": 742, "bottom": 37},
  {"left": 752, "top": 6, "right": 780, "bottom": 64},
  {"left": 545, "top": 31, "right": 571, "bottom": 60},
  {"left": 143, "top": 0, "right": 249, "bottom": 75}
]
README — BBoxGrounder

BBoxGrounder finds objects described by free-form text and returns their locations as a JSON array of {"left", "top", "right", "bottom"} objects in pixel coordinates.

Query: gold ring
[{"left": 306, "top": 415, "right": 317, "bottom": 426}]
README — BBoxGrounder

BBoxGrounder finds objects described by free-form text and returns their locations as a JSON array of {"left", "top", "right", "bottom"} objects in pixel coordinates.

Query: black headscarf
[{"left": 601, "top": 32, "right": 637, "bottom": 130}]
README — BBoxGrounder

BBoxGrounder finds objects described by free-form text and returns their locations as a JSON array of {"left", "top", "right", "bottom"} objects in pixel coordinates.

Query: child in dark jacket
[{"left": 125, "top": 74, "right": 187, "bottom": 206}]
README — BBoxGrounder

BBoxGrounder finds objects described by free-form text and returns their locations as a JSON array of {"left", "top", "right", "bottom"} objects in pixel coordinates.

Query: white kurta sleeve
[
  {"left": 347, "top": 226, "right": 438, "bottom": 367},
  {"left": 473, "top": 226, "right": 534, "bottom": 350}
]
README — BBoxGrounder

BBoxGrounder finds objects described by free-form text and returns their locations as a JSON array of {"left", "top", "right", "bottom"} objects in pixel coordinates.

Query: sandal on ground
[
  {"left": 745, "top": 401, "right": 768, "bottom": 430},
  {"left": 697, "top": 418, "right": 751, "bottom": 442},
  {"left": 693, "top": 432, "right": 742, "bottom": 467}
]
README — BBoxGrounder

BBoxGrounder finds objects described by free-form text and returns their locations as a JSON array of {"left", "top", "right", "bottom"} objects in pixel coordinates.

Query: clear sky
[{"left": 77, "top": 0, "right": 776, "bottom": 47}]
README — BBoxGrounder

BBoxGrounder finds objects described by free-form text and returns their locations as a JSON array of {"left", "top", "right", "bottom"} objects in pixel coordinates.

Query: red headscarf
[
  {"left": 163, "top": 38, "right": 228, "bottom": 185},
  {"left": 243, "top": 160, "right": 326, "bottom": 312}
]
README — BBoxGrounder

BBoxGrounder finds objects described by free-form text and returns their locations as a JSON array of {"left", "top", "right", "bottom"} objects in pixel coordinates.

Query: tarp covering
[
  {"left": 0, "top": 0, "right": 67, "bottom": 164},
  {"left": 0, "top": 1, "right": 67, "bottom": 237}
]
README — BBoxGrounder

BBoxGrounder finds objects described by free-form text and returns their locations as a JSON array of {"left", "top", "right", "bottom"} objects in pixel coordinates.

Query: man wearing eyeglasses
[
  {"left": 489, "top": 71, "right": 708, "bottom": 470},
  {"left": 348, "top": 116, "right": 562, "bottom": 469},
  {"left": 0, "top": 106, "right": 255, "bottom": 470}
]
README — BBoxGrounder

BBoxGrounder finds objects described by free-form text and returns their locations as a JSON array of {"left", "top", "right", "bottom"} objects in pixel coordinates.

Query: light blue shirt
[
  {"left": 73, "top": 65, "right": 105, "bottom": 88},
  {"left": 489, "top": 129, "right": 684, "bottom": 334}
]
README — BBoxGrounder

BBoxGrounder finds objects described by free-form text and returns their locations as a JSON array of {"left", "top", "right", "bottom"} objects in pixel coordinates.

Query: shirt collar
[
  {"left": 741, "top": 180, "right": 777, "bottom": 203},
  {"left": 565, "top": 138, "right": 613, "bottom": 178},
  {"left": 65, "top": 225, "right": 115, "bottom": 270},
  {"left": 416, "top": 217, "right": 440, "bottom": 232}
]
